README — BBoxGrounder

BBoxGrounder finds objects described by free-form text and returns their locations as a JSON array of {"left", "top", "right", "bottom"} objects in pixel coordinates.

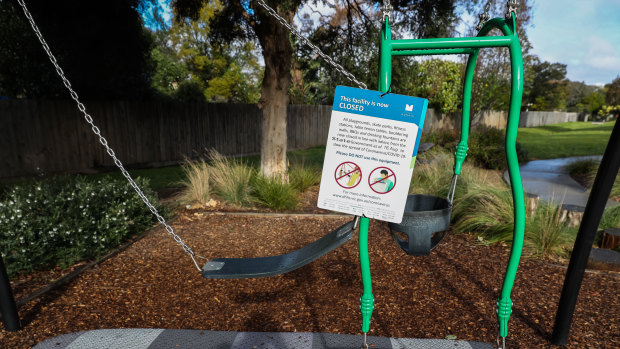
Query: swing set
[{"left": 12, "top": 0, "right": 526, "bottom": 347}]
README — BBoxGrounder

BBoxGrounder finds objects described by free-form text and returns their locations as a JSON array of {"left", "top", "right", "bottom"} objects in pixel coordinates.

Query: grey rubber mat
[
  {"left": 202, "top": 220, "right": 355, "bottom": 279},
  {"left": 33, "top": 329, "right": 494, "bottom": 349}
]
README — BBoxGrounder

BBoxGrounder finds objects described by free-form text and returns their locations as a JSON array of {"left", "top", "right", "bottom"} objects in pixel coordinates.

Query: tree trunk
[{"left": 254, "top": 1, "right": 297, "bottom": 180}]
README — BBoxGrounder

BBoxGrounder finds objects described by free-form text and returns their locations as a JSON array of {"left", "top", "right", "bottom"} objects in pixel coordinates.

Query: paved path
[
  {"left": 504, "top": 156, "right": 618, "bottom": 208},
  {"left": 33, "top": 329, "right": 493, "bottom": 349}
]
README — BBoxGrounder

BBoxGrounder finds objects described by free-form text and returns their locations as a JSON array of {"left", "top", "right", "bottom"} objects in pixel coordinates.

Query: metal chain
[
  {"left": 382, "top": 0, "right": 393, "bottom": 23},
  {"left": 255, "top": 0, "right": 367, "bottom": 90},
  {"left": 506, "top": 0, "right": 518, "bottom": 18},
  {"left": 476, "top": 0, "right": 492, "bottom": 31},
  {"left": 16, "top": 0, "right": 202, "bottom": 272}
]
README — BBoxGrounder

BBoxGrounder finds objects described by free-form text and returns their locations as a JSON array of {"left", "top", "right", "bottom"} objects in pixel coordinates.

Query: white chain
[
  {"left": 16, "top": 0, "right": 202, "bottom": 272},
  {"left": 255, "top": 0, "right": 367, "bottom": 90}
]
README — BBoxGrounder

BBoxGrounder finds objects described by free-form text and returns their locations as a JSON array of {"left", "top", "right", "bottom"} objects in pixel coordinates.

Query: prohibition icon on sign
[
  {"left": 369, "top": 167, "right": 396, "bottom": 194},
  {"left": 335, "top": 162, "right": 362, "bottom": 189}
]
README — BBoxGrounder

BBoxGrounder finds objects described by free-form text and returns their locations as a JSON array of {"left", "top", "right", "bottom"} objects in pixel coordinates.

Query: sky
[
  {"left": 526, "top": 0, "right": 620, "bottom": 86},
  {"left": 143, "top": 0, "right": 620, "bottom": 86}
]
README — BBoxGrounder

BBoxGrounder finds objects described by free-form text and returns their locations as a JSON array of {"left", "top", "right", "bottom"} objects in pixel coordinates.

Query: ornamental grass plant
[
  {"left": 207, "top": 149, "right": 254, "bottom": 207},
  {"left": 179, "top": 159, "right": 210, "bottom": 205},
  {"left": 252, "top": 174, "right": 298, "bottom": 211}
]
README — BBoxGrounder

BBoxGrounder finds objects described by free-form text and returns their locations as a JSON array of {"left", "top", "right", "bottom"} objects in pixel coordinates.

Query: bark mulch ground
[{"left": 1, "top": 213, "right": 619, "bottom": 348}]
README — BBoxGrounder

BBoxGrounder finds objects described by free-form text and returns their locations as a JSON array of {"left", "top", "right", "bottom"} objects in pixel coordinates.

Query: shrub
[
  {"left": 600, "top": 205, "right": 620, "bottom": 230},
  {"left": 252, "top": 175, "right": 298, "bottom": 211},
  {"left": 289, "top": 161, "right": 321, "bottom": 192},
  {"left": 0, "top": 176, "right": 160, "bottom": 277},
  {"left": 179, "top": 160, "right": 210, "bottom": 205},
  {"left": 207, "top": 150, "right": 254, "bottom": 206},
  {"left": 467, "top": 126, "right": 528, "bottom": 169},
  {"left": 409, "top": 150, "right": 502, "bottom": 203},
  {"left": 565, "top": 158, "right": 620, "bottom": 197}
]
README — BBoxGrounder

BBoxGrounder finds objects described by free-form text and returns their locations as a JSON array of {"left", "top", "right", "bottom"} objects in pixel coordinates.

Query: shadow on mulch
[{"left": 1, "top": 214, "right": 618, "bottom": 349}]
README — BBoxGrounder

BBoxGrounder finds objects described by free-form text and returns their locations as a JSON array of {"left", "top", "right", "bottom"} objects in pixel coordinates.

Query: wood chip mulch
[{"left": 1, "top": 213, "right": 619, "bottom": 349}]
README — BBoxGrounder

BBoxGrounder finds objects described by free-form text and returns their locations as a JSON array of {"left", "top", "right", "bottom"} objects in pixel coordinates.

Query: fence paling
[{"left": 0, "top": 100, "right": 579, "bottom": 178}]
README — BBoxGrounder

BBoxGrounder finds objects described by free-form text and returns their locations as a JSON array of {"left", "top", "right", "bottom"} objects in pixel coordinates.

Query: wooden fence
[{"left": 0, "top": 100, "right": 580, "bottom": 178}]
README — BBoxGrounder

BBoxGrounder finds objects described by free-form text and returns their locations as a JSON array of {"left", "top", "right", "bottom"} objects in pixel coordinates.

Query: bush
[
  {"left": 468, "top": 126, "right": 529, "bottom": 169},
  {"left": 0, "top": 176, "right": 160, "bottom": 277},
  {"left": 252, "top": 175, "right": 298, "bottom": 211},
  {"left": 565, "top": 158, "right": 620, "bottom": 197}
]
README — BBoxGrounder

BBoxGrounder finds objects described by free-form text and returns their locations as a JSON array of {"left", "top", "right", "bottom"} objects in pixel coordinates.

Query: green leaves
[{"left": 0, "top": 176, "right": 160, "bottom": 277}]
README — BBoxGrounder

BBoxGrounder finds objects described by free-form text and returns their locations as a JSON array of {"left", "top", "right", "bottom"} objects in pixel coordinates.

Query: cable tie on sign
[{"left": 380, "top": 86, "right": 392, "bottom": 98}]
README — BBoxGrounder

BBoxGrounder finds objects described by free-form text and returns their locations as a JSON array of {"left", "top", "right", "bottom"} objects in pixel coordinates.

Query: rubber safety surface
[{"left": 34, "top": 329, "right": 494, "bottom": 349}]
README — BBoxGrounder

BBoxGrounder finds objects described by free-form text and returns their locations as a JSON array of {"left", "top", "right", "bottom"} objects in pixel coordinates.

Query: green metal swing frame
[{"left": 359, "top": 13, "right": 526, "bottom": 341}]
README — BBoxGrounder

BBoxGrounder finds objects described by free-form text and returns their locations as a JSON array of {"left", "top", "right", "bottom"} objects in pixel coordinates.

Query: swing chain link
[
  {"left": 255, "top": 0, "right": 367, "bottom": 90},
  {"left": 506, "top": 0, "right": 518, "bottom": 19},
  {"left": 16, "top": 0, "right": 202, "bottom": 272},
  {"left": 476, "top": 0, "right": 492, "bottom": 31},
  {"left": 381, "top": 0, "right": 393, "bottom": 23}
]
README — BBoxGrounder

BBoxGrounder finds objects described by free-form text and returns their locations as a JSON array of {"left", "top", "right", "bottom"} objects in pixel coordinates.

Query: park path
[{"left": 504, "top": 156, "right": 618, "bottom": 209}]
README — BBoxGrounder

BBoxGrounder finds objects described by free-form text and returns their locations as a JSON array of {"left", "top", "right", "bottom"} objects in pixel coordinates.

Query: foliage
[
  {"left": 407, "top": 59, "right": 464, "bottom": 114},
  {"left": 517, "top": 121, "right": 616, "bottom": 159},
  {"left": 207, "top": 150, "right": 254, "bottom": 206},
  {"left": 150, "top": 46, "right": 190, "bottom": 97},
  {"left": 452, "top": 181, "right": 574, "bottom": 258},
  {"left": 525, "top": 201, "right": 575, "bottom": 258},
  {"left": 605, "top": 76, "right": 620, "bottom": 106},
  {"left": 0, "top": 176, "right": 160, "bottom": 277},
  {"left": 0, "top": 0, "right": 154, "bottom": 99},
  {"left": 150, "top": 0, "right": 262, "bottom": 103},
  {"left": 565, "top": 158, "right": 620, "bottom": 198},
  {"left": 467, "top": 126, "right": 529, "bottom": 169},
  {"left": 409, "top": 149, "right": 501, "bottom": 202},
  {"left": 566, "top": 81, "right": 605, "bottom": 115},
  {"left": 597, "top": 105, "right": 620, "bottom": 119},
  {"left": 289, "top": 162, "right": 321, "bottom": 192},
  {"left": 600, "top": 206, "right": 620, "bottom": 231},
  {"left": 179, "top": 160, "right": 210, "bottom": 205},
  {"left": 524, "top": 60, "right": 569, "bottom": 111},
  {"left": 252, "top": 174, "right": 298, "bottom": 211}
]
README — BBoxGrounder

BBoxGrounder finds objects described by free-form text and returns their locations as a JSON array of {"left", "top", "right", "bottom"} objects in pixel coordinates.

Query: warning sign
[
  {"left": 369, "top": 167, "right": 395, "bottom": 194},
  {"left": 335, "top": 162, "right": 362, "bottom": 189},
  {"left": 317, "top": 86, "right": 428, "bottom": 223}
]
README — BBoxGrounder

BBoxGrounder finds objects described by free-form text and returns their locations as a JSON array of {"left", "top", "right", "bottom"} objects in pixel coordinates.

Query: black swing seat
[
  {"left": 389, "top": 194, "right": 452, "bottom": 256},
  {"left": 202, "top": 219, "right": 355, "bottom": 279}
]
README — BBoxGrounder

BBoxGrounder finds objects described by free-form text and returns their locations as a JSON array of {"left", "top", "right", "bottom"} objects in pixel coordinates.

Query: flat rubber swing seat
[{"left": 202, "top": 219, "right": 355, "bottom": 279}]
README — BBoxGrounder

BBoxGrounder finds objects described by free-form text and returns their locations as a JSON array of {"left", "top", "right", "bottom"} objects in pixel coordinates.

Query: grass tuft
[
  {"left": 207, "top": 149, "right": 254, "bottom": 207},
  {"left": 289, "top": 160, "right": 321, "bottom": 192},
  {"left": 525, "top": 201, "right": 575, "bottom": 258},
  {"left": 179, "top": 160, "right": 210, "bottom": 205},
  {"left": 252, "top": 174, "right": 298, "bottom": 211}
]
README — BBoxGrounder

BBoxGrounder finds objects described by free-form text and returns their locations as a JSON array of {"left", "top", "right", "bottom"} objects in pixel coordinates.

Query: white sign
[{"left": 317, "top": 86, "right": 428, "bottom": 223}]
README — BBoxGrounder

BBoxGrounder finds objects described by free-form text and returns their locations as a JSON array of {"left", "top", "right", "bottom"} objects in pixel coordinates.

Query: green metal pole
[
  {"left": 392, "top": 48, "right": 475, "bottom": 56},
  {"left": 358, "top": 15, "right": 392, "bottom": 339},
  {"left": 358, "top": 217, "right": 374, "bottom": 333},
  {"left": 496, "top": 13, "right": 525, "bottom": 339},
  {"left": 454, "top": 49, "right": 480, "bottom": 174},
  {"left": 390, "top": 36, "right": 512, "bottom": 50}
]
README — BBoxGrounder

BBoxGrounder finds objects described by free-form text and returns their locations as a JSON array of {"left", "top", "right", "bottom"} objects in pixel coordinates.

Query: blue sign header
[{"left": 332, "top": 86, "right": 428, "bottom": 156}]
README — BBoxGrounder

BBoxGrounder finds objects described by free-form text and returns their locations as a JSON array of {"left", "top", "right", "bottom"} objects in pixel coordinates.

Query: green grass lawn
[{"left": 517, "top": 120, "right": 616, "bottom": 159}]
